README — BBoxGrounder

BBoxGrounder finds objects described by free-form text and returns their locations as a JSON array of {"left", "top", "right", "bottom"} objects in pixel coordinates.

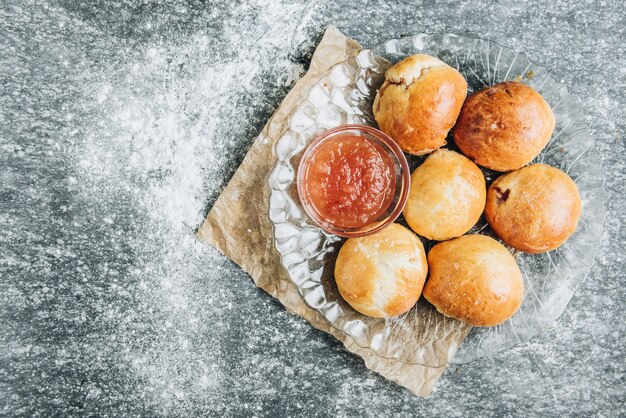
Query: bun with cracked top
[
  {"left": 334, "top": 224, "right": 428, "bottom": 318},
  {"left": 452, "top": 81, "right": 555, "bottom": 172},
  {"left": 484, "top": 164, "right": 581, "bottom": 253},
  {"left": 373, "top": 54, "right": 467, "bottom": 156}
]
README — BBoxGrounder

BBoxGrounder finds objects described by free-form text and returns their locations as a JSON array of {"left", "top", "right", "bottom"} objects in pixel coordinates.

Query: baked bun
[
  {"left": 423, "top": 235, "right": 523, "bottom": 326},
  {"left": 403, "top": 149, "right": 486, "bottom": 241},
  {"left": 334, "top": 224, "right": 428, "bottom": 318},
  {"left": 453, "top": 81, "right": 555, "bottom": 172},
  {"left": 485, "top": 164, "right": 581, "bottom": 253},
  {"left": 373, "top": 54, "right": 467, "bottom": 156}
]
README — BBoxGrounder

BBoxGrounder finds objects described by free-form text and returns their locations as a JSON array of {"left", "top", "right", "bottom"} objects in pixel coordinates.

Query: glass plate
[{"left": 268, "top": 34, "right": 608, "bottom": 366}]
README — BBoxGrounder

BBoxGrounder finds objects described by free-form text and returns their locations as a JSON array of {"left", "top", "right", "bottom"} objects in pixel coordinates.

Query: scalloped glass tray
[{"left": 268, "top": 34, "right": 607, "bottom": 366}]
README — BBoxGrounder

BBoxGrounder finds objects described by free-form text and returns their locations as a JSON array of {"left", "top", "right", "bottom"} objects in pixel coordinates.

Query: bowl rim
[{"left": 296, "top": 124, "right": 410, "bottom": 238}]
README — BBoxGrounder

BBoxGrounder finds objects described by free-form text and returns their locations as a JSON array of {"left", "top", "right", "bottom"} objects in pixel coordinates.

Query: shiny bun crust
[
  {"left": 485, "top": 164, "right": 582, "bottom": 253},
  {"left": 423, "top": 235, "right": 524, "bottom": 327},
  {"left": 403, "top": 149, "right": 486, "bottom": 241},
  {"left": 452, "top": 81, "right": 555, "bottom": 172},
  {"left": 334, "top": 224, "right": 428, "bottom": 318},
  {"left": 373, "top": 54, "right": 467, "bottom": 156}
]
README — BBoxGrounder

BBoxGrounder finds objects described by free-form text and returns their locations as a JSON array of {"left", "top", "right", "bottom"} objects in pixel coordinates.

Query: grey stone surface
[{"left": 1, "top": 0, "right": 624, "bottom": 416}]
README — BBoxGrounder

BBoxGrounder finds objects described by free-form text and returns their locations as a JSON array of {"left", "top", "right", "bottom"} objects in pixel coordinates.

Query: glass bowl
[
  {"left": 297, "top": 124, "right": 410, "bottom": 238},
  {"left": 267, "top": 33, "right": 608, "bottom": 367}
]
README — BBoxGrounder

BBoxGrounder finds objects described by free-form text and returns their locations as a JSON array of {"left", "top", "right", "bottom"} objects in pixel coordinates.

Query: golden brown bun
[
  {"left": 334, "top": 224, "right": 428, "bottom": 318},
  {"left": 373, "top": 54, "right": 467, "bottom": 156},
  {"left": 403, "top": 149, "right": 486, "bottom": 241},
  {"left": 484, "top": 164, "right": 582, "bottom": 253},
  {"left": 453, "top": 81, "right": 556, "bottom": 172},
  {"left": 423, "top": 235, "right": 523, "bottom": 327}
]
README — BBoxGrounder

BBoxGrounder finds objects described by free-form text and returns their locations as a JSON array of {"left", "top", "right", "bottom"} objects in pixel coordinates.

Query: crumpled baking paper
[{"left": 196, "top": 25, "right": 471, "bottom": 397}]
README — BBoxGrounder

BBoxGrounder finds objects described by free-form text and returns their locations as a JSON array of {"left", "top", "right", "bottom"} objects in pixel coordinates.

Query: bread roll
[
  {"left": 373, "top": 54, "right": 467, "bottom": 156},
  {"left": 423, "top": 235, "right": 524, "bottom": 327},
  {"left": 452, "top": 81, "right": 555, "bottom": 172},
  {"left": 334, "top": 224, "right": 428, "bottom": 318},
  {"left": 485, "top": 164, "right": 581, "bottom": 253},
  {"left": 403, "top": 149, "right": 486, "bottom": 241}
]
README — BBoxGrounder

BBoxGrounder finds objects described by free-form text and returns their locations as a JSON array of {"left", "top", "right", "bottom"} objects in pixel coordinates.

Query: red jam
[{"left": 301, "top": 134, "right": 396, "bottom": 229}]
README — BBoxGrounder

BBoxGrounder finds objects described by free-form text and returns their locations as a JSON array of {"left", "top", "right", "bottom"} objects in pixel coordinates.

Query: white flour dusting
[
  {"left": 66, "top": 1, "right": 311, "bottom": 413},
  {"left": 2, "top": 0, "right": 625, "bottom": 416}
]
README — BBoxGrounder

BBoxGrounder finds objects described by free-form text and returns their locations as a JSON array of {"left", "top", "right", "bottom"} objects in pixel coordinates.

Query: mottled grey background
[{"left": 1, "top": 0, "right": 625, "bottom": 416}]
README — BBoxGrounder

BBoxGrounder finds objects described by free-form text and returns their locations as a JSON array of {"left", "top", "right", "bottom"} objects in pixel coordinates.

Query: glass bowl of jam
[{"left": 297, "top": 124, "right": 410, "bottom": 238}]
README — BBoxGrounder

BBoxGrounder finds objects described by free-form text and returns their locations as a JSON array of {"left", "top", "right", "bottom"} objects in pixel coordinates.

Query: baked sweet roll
[{"left": 373, "top": 54, "right": 467, "bottom": 156}]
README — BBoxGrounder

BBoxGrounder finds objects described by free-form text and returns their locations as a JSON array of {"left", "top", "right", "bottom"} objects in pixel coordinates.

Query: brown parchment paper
[{"left": 196, "top": 25, "right": 471, "bottom": 397}]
